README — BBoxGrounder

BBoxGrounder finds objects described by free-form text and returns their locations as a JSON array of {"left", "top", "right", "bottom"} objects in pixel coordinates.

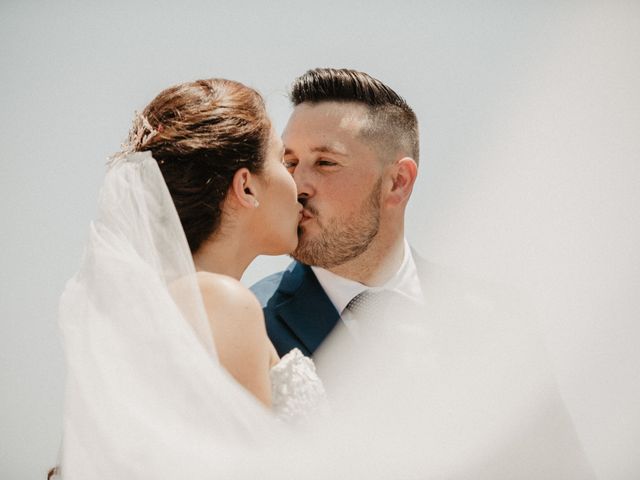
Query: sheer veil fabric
[
  {"left": 59, "top": 152, "right": 594, "bottom": 479},
  {"left": 58, "top": 153, "right": 277, "bottom": 478}
]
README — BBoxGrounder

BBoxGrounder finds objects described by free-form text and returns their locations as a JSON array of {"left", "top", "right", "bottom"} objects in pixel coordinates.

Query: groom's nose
[{"left": 291, "top": 165, "right": 315, "bottom": 199}]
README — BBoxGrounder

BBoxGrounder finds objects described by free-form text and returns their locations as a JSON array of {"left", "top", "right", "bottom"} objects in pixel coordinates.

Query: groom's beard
[{"left": 292, "top": 177, "right": 382, "bottom": 269}]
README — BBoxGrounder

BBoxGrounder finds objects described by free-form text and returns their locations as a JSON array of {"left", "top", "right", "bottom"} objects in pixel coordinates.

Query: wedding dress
[
  {"left": 57, "top": 152, "right": 324, "bottom": 479},
  {"left": 270, "top": 348, "right": 327, "bottom": 422}
]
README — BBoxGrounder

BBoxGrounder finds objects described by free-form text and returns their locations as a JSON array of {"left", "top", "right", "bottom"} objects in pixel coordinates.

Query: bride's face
[{"left": 253, "top": 127, "right": 302, "bottom": 255}]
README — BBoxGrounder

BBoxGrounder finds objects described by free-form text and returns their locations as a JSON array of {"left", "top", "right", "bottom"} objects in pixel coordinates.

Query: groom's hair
[{"left": 290, "top": 68, "right": 419, "bottom": 163}]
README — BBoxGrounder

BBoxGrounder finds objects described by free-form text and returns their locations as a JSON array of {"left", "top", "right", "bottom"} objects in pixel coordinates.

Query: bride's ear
[{"left": 230, "top": 168, "right": 260, "bottom": 209}]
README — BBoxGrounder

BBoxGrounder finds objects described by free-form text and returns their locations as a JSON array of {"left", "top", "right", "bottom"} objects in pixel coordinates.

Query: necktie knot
[
  {"left": 346, "top": 289, "right": 421, "bottom": 322},
  {"left": 346, "top": 289, "right": 395, "bottom": 321}
]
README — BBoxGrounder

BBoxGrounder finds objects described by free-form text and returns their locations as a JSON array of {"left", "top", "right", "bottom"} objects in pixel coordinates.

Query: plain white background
[{"left": 2, "top": 1, "right": 639, "bottom": 478}]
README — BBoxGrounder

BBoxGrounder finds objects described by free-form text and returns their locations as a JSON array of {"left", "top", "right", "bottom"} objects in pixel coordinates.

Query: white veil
[
  {"left": 58, "top": 152, "right": 275, "bottom": 479},
  {"left": 58, "top": 151, "right": 595, "bottom": 479}
]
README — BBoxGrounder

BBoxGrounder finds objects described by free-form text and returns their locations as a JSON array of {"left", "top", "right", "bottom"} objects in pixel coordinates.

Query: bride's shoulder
[
  {"left": 195, "top": 272, "right": 263, "bottom": 327},
  {"left": 195, "top": 272, "right": 273, "bottom": 405}
]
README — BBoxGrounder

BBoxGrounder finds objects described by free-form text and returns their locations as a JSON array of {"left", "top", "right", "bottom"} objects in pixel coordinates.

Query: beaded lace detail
[{"left": 270, "top": 348, "right": 327, "bottom": 422}]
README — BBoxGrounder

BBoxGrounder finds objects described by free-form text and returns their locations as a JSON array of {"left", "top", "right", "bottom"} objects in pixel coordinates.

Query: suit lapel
[
  {"left": 274, "top": 262, "right": 340, "bottom": 355},
  {"left": 271, "top": 251, "right": 429, "bottom": 355}
]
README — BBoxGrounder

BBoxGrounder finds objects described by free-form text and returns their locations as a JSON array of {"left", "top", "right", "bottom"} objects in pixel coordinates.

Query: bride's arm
[{"left": 196, "top": 272, "right": 273, "bottom": 407}]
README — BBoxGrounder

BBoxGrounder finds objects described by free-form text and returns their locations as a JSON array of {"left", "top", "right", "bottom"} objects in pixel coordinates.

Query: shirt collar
[{"left": 311, "top": 238, "right": 423, "bottom": 314}]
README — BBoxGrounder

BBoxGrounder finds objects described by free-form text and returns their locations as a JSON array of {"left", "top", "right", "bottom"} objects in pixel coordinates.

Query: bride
[{"left": 56, "top": 79, "right": 326, "bottom": 479}]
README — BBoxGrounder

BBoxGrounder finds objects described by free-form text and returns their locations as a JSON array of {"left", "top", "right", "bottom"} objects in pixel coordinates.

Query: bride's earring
[{"left": 253, "top": 198, "right": 260, "bottom": 207}]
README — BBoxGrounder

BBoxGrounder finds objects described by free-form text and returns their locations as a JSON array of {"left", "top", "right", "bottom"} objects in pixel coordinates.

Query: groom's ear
[
  {"left": 230, "top": 168, "right": 260, "bottom": 209},
  {"left": 385, "top": 157, "right": 418, "bottom": 206}
]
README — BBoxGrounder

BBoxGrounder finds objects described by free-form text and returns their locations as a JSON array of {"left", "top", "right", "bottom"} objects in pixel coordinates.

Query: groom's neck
[{"left": 327, "top": 229, "right": 405, "bottom": 287}]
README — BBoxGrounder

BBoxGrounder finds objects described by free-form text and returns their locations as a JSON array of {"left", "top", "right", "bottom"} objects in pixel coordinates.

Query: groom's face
[{"left": 282, "top": 101, "right": 385, "bottom": 268}]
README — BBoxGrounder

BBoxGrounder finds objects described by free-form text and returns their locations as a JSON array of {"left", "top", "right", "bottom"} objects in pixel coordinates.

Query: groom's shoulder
[{"left": 414, "top": 251, "right": 536, "bottom": 329}]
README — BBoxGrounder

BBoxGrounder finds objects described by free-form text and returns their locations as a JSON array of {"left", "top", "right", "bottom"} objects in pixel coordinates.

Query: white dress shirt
[{"left": 311, "top": 238, "right": 423, "bottom": 338}]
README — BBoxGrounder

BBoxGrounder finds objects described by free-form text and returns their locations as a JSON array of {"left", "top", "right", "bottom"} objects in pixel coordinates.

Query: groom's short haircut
[{"left": 290, "top": 68, "right": 419, "bottom": 163}]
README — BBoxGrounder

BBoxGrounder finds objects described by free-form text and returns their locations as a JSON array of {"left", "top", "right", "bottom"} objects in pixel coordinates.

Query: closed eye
[
  {"left": 316, "top": 159, "right": 338, "bottom": 167},
  {"left": 283, "top": 159, "right": 297, "bottom": 170}
]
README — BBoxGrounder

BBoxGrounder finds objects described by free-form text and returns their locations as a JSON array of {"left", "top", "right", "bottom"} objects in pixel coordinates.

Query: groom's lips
[{"left": 299, "top": 210, "right": 313, "bottom": 224}]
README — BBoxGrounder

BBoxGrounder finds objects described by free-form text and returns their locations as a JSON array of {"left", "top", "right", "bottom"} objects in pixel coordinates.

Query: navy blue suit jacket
[
  {"left": 251, "top": 259, "right": 594, "bottom": 477},
  {"left": 251, "top": 262, "right": 340, "bottom": 357},
  {"left": 251, "top": 255, "right": 431, "bottom": 357}
]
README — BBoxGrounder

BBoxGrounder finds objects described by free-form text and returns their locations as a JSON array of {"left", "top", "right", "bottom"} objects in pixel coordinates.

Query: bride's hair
[{"left": 128, "top": 79, "right": 271, "bottom": 253}]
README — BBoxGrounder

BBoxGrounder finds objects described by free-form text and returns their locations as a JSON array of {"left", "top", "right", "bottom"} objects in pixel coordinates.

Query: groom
[
  {"left": 251, "top": 68, "right": 424, "bottom": 357},
  {"left": 252, "top": 68, "right": 594, "bottom": 477}
]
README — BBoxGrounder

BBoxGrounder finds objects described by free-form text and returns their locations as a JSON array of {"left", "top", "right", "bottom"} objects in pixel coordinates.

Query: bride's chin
[
  {"left": 263, "top": 236, "right": 298, "bottom": 257},
  {"left": 286, "top": 236, "right": 299, "bottom": 255}
]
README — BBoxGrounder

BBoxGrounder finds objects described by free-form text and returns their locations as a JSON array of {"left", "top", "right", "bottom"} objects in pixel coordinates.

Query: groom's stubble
[{"left": 292, "top": 175, "right": 383, "bottom": 269}]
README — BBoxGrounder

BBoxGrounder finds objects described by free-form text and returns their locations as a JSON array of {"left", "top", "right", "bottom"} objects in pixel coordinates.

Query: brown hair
[
  {"left": 129, "top": 79, "right": 271, "bottom": 252},
  {"left": 290, "top": 68, "right": 419, "bottom": 163}
]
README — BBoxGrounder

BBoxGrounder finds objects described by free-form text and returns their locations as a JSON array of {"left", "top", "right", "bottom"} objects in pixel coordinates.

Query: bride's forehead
[{"left": 267, "top": 127, "right": 284, "bottom": 152}]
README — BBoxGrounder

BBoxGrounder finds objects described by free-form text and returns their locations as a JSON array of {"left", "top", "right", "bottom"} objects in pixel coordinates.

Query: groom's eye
[
  {"left": 317, "top": 159, "right": 337, "bottom": 167},
  {"left": 283, "top": 160, "right": 297, "bottom": 171}
]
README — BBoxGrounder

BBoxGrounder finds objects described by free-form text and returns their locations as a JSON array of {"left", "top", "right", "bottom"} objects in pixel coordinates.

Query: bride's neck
[{"left": 192, "top": 230, "right": 256, "bottom": 281}]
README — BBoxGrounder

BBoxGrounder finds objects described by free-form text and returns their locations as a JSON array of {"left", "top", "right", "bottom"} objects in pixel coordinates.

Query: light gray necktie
[
  {"left": 346, "top": 289, "right": 419, "bottom": 324},
  {"left": 346, "top": 289, "right": 394, "bottom": 322}
]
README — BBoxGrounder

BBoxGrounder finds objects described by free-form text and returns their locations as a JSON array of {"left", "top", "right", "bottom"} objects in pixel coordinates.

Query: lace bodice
[{"left": 270, "top": 348, "right": 327, "bottom": 422}]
